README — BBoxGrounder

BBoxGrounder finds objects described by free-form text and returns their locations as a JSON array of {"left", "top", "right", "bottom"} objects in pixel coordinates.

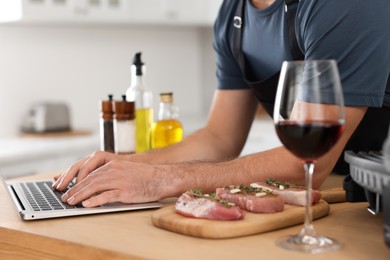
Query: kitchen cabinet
[
  {"left": 128, "top": 0, "right": 219, "bottom": 26},
  {"left": 2, "top": 0, "right": 222, "bottom": 26}
]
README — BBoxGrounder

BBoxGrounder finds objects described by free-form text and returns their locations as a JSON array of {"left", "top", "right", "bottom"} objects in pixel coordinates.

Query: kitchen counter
[
  {"left": 0, "top": 174, "right": 389, "bottom": 259},
  {"left": 0, "top": 132, "right": 99, "bottom": 178}
]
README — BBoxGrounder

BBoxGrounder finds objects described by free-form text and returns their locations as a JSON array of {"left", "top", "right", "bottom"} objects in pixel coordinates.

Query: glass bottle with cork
[
  {"left": 113, "top": 95, "right": 136, "bottom": 154},
  {"left": 125, "top": 52, "right": 153, "bottom": 153},
  {"left": 99, "top": 94, "right": 115, "bottom": 153},
  {"left": 152, "top": 92, "right": 183, "bottom": 149}
]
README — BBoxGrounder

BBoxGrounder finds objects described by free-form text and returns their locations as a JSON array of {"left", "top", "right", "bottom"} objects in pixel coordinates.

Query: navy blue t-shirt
[{"left": 214, "top": 0, "right": 390, "bottom": 108}]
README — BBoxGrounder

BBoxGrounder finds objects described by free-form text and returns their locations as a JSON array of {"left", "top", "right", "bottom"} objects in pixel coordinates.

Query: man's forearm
[
  {"left": 159, "top": 144, "right": 343, "bottom": 199},
  {"left": 128, "top": 126, "right": 244, "bottom": 165}
]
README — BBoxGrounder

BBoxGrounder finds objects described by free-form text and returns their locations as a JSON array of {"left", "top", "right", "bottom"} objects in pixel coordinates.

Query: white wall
[{"left": 0, "top": 23, "right": 216, "bottom": 137}]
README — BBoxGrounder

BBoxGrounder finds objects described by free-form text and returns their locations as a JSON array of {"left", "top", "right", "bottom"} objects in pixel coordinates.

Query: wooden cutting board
[
  {"left": 152, "top": 200, "right": 329, "bottom": 239},
  {"left": 320, "top": 187, "right": 345, "bottom": 203}
]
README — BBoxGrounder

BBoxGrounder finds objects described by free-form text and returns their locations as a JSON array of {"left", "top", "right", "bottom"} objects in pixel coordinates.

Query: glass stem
[{"left": 300, "top": 162, "right": 316, "bottom": 238}]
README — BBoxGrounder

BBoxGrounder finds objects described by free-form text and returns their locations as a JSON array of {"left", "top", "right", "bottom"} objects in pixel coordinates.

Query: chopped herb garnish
[
  {"left": 224, "top": 184, "right": 273, "bottom": 195},
  {"left": 189, "top": 189, "right": 235, "bottom": 208},
  {"left": 265, "top": 178, "right": 304, "bottom": 189}
]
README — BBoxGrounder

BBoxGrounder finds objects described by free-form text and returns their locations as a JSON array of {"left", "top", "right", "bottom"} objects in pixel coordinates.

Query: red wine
[{"left": 275, "top": 121, "right": 343, "bottom": 160}]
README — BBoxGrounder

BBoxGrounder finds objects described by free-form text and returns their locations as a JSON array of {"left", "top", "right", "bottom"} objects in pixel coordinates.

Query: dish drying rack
[{"left": 344, "top": 150, "right": 390, "bottom": 247}]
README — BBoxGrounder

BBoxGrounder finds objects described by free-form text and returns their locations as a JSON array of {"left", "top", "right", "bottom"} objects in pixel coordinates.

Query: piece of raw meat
[
  {"left": 215, "top": 185, "right": 284, "bottom": 213},
  {"left": 175, "top": 190, "right": 244, "bottom": 220},
  {"left": 250, "top": 178, "right": 322, "bottom": 206}
]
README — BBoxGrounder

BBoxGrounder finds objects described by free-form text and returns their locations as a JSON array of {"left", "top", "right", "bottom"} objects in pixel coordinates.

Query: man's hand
[
  {"left": 58, "top": 159, "right": 168, "bottom": 208},
  {"left": 53, "top": 151, "right": 119, "bottom": 191}
]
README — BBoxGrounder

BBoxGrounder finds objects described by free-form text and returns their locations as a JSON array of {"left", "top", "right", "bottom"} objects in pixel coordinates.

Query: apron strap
[
  {"left": 285, "top": 0, "right": 303, "bottom": 60},
  {"left": 233, "top": 0, "right": 245, "bottom": 71},
  {"left": 231, "top": 0, "right": 304, "bottom": 116},
  {"left": 233, "top": 0, "right": 303, "bottom": 73}
]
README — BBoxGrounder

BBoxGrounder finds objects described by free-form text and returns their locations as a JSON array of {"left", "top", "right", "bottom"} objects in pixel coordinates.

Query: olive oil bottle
[
  {"left": 126, "top": 52, "right": 153, "bottom": 153},
  {"left": 152, "top": 92, "right": 183, "bottom": 149}
]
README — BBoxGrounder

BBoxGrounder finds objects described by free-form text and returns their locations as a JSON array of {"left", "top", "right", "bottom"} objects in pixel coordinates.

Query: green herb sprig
[
  {"left": 224, "top": 184, "right": 273, "bottom": 195},
  {"left": 265, "top": 178, "right": 304, "bottom": 189},
  {"left": 189, "top": 189, "right": 234, "bottom": 207}
]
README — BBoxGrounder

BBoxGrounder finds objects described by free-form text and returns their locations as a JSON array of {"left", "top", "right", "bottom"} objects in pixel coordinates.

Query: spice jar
[
  {"left": 99, "top": 94, "right": 115, "bottom": 153},
  {"left": 113, "top": 95, "right": 136, "bottom": 154}
]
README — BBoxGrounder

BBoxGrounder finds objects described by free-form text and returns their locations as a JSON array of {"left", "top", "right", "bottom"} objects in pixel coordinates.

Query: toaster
[{"left": 21, "top": 103, "right": 71, "bottom": 133}]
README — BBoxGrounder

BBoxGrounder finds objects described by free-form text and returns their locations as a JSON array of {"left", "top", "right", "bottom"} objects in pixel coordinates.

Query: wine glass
[{"left": 273, "top": 60, "right": 344, "bottom": 253}]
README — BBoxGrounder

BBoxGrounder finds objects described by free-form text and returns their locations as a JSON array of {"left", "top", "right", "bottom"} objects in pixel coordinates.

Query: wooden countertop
[{"left": 0, "top": 174, "right": 389, "bottom": 259}]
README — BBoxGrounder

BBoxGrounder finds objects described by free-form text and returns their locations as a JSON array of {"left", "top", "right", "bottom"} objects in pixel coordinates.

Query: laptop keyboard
[{"left": 20, "top": 181, "right": 78, "bottom": 211}]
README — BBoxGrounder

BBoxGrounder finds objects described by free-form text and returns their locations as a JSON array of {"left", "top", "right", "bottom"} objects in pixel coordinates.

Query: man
[{"left": 54, "top": 0, "right": 390, "bottom": 208}]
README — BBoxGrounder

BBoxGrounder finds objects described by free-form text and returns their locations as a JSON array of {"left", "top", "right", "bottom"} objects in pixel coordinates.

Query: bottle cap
[
  {"left": 160, "top": 92, "right": 173, "bottom": 103},
  {"left": 114, "top": 95, "right": 135, "bottom": 120},
  {"left": 100, "top": 94, "right": 114, "bottom": 120},
  {"left": 132, "top": 52, "right": 144, "bottom": 76}
]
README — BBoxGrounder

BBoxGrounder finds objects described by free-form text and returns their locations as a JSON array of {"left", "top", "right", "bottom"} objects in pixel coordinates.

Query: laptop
[{"left": 1, "top": 171, "right": 162, "bottom": 220}]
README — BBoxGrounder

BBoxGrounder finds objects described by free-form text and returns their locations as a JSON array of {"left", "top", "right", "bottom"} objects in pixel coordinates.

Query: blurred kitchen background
[{"left": 0, "top": 0, "right": 280, "bottom": 178}]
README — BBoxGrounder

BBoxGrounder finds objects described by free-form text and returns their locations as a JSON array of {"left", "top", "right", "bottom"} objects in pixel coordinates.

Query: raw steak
[
  {"left": 175, "top": 190, "right": 244, "bottom": 221},
  {"left": 251, "top": 178, "right": 322, "bottom": 206},
  {"left": 215, "top": 185, "right": 284, "bottom": 213}
]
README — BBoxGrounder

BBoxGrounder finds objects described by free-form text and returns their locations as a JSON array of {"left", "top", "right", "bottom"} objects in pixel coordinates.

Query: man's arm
[
  {"left": 59, "top": 105, "right": 367, "bottom": 207},
  {"left": 58, "top": 94, "right": 367, "bottom": 208}
]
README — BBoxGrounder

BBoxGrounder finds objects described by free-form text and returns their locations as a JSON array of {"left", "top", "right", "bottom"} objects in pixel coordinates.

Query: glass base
[{"left": 276, "top": 234, "right": 342, "bottom": 254}]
